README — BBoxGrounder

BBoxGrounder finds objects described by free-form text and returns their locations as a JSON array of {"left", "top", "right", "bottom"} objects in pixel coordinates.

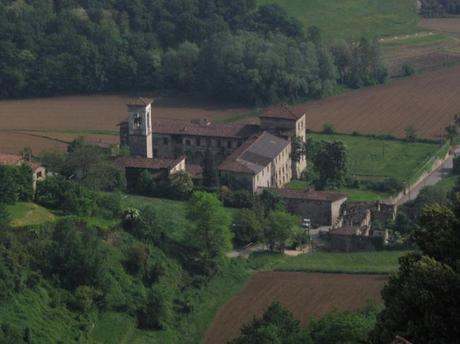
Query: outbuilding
[{"left": 267, "top": 188, "right": 347, "bottom": 227}]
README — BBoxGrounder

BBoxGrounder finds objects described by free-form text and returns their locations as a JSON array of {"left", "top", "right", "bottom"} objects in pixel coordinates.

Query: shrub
[
  {"left": 232, "top": 209, "right": 263, "bottom": 246},
  {"left": 222, "top": 190, "right": 256, "bottom": 209},
  {"left": 405, "top": 126, "right": 418, "bottom": 142},
  {"left": 322, "top": 123, "right": 336, "bottom": 134},
  {"left": 36, "top": 177, "right": 96, "bottom": 216},
  {"left": 0, "top": 165, "right": 33, "bottom": 204},
  {"left": 168, "top": 171, "right": 194, "bottom": 200},
  {"left": 96, "top": 192, "right": 123, "bottom": 218},
  {"left": 401, "top": 64, "right": 415, "bottom": 76}
]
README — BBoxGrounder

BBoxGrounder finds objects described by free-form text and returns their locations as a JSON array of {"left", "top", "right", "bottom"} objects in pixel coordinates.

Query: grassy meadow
[
  {"left": 288, "top": 133, "right": 445, "bottom": 202},
  {"left": 257, "top": 0, "right": 420, "bottom": 41},
  {"left": 6, "top": 202, "right": 56, "bottom": 227},
  {"left": 309, "top": 133, "right": 442, "bottom": 183}
]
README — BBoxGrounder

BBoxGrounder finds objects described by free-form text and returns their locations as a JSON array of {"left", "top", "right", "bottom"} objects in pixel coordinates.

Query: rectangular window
[
  {"left": 163, "top": 137, "right": 168, "bottom": 145},
  {"left": 217, "top": 140, "right": 222, "bottom": 148},
  {"left": 227, "top": 141, "right": 232, "bottom": 149},
  {"left": 186, "top": 139, "right": 191, "bottom": 146},
  {"left": 197, "top": 138, "right": 201, "bottom": 146}
]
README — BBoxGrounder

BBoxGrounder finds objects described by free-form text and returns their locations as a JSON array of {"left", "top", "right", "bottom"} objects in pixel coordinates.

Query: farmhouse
[
  {"left": 118, "top": 98, "right": 307, "bottom": 193},
  {"left": 0, "top": 152, "right": 46, "bottom": 191},
  {"left": 267, "top": 188, "right": 347, "bottom": 227}
]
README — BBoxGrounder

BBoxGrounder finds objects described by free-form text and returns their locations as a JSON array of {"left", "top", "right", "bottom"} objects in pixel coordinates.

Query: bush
[
  {"left": 96, "top": 192, "right": 123, "bottom": 218},
  {"left": 364, "top": 177, "right": 404, "bottom": 194},
  {"left": 232, "top": 209, "right": 263, "bottom": 246},
  {"left": 222, "top": 190, "right": 256, "bottom": 209},
  {"left": 36, "top": 177, "right": 96, "bottom": 216},
  {"left": 168, "top": 171, "right": 194, "bottom": 199},
  {"left": 0, "top": 165, "right": 33, "bottom": 204},
  {"left": 322, "top": 123, "right": 336, "bottom": 134},
  {"left": 0, "top": 205, "right": 10, "bottom": 229},
  {"left": 46, "top": 219, "right": 109, "bottom": 290},
  {"left": 137, "top": 284, "right": 174, "bottom": 330},
  {"left": 309, "top": 305, "right": 381, "bottom": 344},
  {"left": 401, "top": 64, "right": 415, "bottom": 76}
]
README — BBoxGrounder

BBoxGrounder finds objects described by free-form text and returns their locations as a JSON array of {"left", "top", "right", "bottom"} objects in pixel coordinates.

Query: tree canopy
[
  {"left": 371, "top": 196, "right": 460, "bottom": 343},
  {"left": 0, "top": 0, "right": 386, "bottom": 105}
]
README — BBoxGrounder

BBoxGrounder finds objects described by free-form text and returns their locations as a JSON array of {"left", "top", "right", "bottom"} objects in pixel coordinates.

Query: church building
[{"left": 118, "top": 98, "right": 307, "bottom": 193}]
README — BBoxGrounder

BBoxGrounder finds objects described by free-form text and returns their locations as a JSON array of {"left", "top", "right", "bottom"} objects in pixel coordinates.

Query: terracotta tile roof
[
  {"left": 268, "top": 188, "right": 347, "bottom": 202},
  {"left": 260, "top": 105, "right": 305, "bottom": 120},
  {"left": 151, "top": 118, "right": 259, "bottom": 139},
  {"left": 127, "top": 97, "right": 154, "bottom": 107},
  {"left": 115, "top": 156, "right": 184, "bottom": 170},
  {"left": 0, "top": 153, "right": 42, "bottom": 172},
  {"left": 0, "top": 153, "right": 22, "bottom": 166},
  {"left": 219, "top": 132, "right": 290, "bottom": 175}
]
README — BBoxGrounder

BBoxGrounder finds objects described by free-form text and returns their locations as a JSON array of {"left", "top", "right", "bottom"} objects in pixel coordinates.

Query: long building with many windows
[{"left": 118, "top": 98, "right": 307, "bottom": 193}]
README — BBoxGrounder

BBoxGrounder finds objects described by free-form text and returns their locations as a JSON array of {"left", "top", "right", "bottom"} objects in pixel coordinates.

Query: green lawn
[
  {"left": 257, "top": 0, "right": 420, "bottom": 41},
  {"left": 7, "top": 202, "right": 119, "bottom": 229},
  {"left": 261, "top": 251, "right": 407, "bottom": 274},
  {"left": 88, "top": 312, "right": 176, "bottom": 344},
  {"left": 309, "top": 133, "right": 442, "bottom": 183},
  {"left": 6, "top": 202, "right": 56, "bottom": 227}
]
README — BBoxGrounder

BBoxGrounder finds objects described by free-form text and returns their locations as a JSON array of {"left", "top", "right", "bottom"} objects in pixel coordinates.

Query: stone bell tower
[{"left": 127, "top": 97, "right": 153, "bottom": 158}]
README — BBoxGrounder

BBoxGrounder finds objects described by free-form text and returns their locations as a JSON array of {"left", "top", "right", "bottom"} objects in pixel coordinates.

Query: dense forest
[
  {"left": 421, "top": 0, "right": 460, "bottom": 16},
  {"left": 0, "top": 0, "right": 386, "bottom": 104}
]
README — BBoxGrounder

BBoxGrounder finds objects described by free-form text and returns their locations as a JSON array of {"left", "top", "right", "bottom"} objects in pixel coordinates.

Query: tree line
[
  {"left": 420, "top": 0, "right": 460, "bottom": 16},
  {"left": 0, "top": 0, "right": 387, "bottom": 105}
]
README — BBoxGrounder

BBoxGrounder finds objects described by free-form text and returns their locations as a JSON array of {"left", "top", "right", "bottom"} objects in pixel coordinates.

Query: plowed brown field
[
  {"left": 293, "top": 65, "right": 460, "bottom": 139},
  {"left": 1, "top": 64, "right": 460, "bottom": 153},
  {"left": 205, "top": 272, "right": 386, "bottom": 344},
  {"left": 419, "top": 18, "right": 460, "bottom": 34},
  {"left": 0, "top": 93, "right": 250, "bottom": 153},
  {"left": 0, "top": 93, "right": 249, "bottom": 131}
]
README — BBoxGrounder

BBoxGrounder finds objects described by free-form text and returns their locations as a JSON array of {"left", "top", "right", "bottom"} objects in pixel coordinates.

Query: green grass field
[
  {"left": 6, "top": 202, "right": 56, "bottom": 227},
  {"left": 260, "top": 251, "right": 407, "bottom": 274},
  {"left": 6, "top": 202, "right": 119, "bottom": 229},
  {"left": 257, "top": 0, "right": 420, "bottom": 41},
  {"left": 309, "top": 133, "right": 442, "bottom": 183}
]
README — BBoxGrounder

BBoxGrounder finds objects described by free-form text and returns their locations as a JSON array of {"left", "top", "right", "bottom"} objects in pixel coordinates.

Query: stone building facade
[
  {"left": 219, "top": 132, "right": 292, "bottom": 193},
  {"left": 260, "top": 107, "right": 307, "bottom": 178},
  {"left": 268, "top": 188, "right": 347, "bottom": 227},
  {"left": 119, "top": 99, "right": 308, "bottom": 192}
]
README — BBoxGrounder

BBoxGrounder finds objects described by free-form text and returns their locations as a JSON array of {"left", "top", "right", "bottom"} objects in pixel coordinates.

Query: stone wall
[{"left": 283, "top": 198, "right": 346, "bottom": 227}]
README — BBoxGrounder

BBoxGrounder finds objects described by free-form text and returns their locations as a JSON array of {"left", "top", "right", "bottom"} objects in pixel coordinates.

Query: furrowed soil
[
  {"left": 294, "top": 64, "right": 460, "bottom": 139},
  {"left": 1, "top": 57, "right": 460, "bottom": 153},
  {"left": 0, "top": 93, "right": 250, "bottom": 153},
  {"left": 419, "top": 18, "right": 460, "bottom": 34},
  {"left": 205, "top": 272, "right": 386, "bottom": 344}
]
